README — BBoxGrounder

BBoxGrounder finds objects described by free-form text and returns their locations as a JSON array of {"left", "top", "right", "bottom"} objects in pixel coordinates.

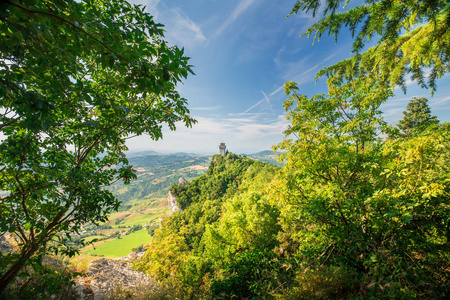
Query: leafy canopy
[
  {"left": 274, "top": 76, "right": 450, "bottom": 297},
  {"left": 0, "top": 0, "right": 194, "bottom": 292},
  {"left": 397, "top": 97, "right": 439, "bottom": 135},
  {"left": 290, "top": 0, "right": 450, "bottom": 93}
]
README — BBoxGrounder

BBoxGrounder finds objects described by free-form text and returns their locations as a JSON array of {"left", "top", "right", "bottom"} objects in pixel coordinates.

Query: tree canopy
[
  {"left": 397, "top": 97, "right": 439, "bottom": 136},
  {"left": 291, "top": 0, "right": 450, "bottom": 93},
  {"left": 0, "top": 0, "right": 194, "bottom": 293},
  {"left": 130, "top": 1, "right": 450, "bottom": 298}
]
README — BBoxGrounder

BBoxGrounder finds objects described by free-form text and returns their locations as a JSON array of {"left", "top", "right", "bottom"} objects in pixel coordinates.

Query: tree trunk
[{"left": 0, "top": 245, "right": 37, "bottom": 295}]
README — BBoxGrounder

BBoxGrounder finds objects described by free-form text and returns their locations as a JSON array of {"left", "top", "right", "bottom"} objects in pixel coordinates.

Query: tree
[
  {"left": 275, "top": 77, "right": 450, "bottom": 296},
  {"left": 397, "top": 97, "right": 439, "bottom": 136},
  {"left": 0, "top": 0, "right": 195, "bottom": 292},
  {"left": 291, "top": 0, "right": 450, "bottom": 93}
]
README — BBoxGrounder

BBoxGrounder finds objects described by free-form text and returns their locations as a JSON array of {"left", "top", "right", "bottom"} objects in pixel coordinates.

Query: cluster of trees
[
  {"left": 132, "top": 0, "right": 449, "bottom": 299},
  {"left": 0, "top": 0, "right": 194, "bottom": 294},
  {"left": 134, "top": 111, "right": 448, "bottom": 298},
  {"left": 134, "top": 153, "right": 280, "bottom": 298},
  {"left": 1, "top": 0, "right": 449, "bottom": 298}
]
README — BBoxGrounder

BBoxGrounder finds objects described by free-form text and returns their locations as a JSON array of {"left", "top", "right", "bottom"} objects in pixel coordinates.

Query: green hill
[
  {"left": 71, "top": 153, "right": 211, "bottom": 259},
  {"left": 134, "top": 152, "right": 280, "bottom": 296}
]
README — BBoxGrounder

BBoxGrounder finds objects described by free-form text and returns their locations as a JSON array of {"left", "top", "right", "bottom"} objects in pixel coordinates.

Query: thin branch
[
  {"left": 6, "top": 1, "right": 132, "bottom": 64},
  {"left": 306, "top": 242, "right": 336, "bottom": 267}
]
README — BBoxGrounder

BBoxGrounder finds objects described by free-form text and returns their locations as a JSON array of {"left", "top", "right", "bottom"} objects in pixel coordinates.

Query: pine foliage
[
  {"left": 291, "top": 0, "right": 450, "bottom": 92},
  {"left": 397, "top": 97, "right": 439, "bottom": 135}
]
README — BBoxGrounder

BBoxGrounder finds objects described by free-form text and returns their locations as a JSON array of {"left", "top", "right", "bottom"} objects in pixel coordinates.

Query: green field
[
  {"left": 118, "top": 213, "right": 163, "bottom": 227},
  {"left": 84, "top": 228, "right": 152, "bottom": 257}
]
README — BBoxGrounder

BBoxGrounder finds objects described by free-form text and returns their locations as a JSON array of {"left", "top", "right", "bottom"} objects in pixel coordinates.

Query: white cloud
[
  {"left": 167, "top": 9, "right": 207, "bottom": 47},
  {"left": 215, "top": 0, "right": 258, "bottom": 36},
  {"left": 269, "top": 85, "right": 284, "bottom": 96},
  {"left": 133, "top": 1, "right": 207, "bottom": 49},
  {"left": 144, "top": 0, "right": 160, "bottom": 18},
  {"left": 431, "top": 94, "right": 450, "bottom": 104},
  {"left": 280, "top": 51, "right": 341, "bottom": 85},
  {"left": 236, "top": 85, "right": 285, "bottom": 116},
  {"left": 125, "top": 114, "right": 289, "bottom": 154}
]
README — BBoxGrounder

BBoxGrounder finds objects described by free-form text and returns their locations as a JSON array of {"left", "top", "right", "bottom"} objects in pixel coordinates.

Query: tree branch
[{"left": 6, "top": 1, "right": 132, "bottom": 64}]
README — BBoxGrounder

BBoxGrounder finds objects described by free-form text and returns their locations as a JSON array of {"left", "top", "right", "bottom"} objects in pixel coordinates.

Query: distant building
[{"left": 219, "top": 142, "right": 227, "bottom": 156}]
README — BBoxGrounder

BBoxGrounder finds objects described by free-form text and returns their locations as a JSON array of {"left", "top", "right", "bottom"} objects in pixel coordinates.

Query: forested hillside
[
  {"left": 2, "top": 0, "right": 449, "bottom": 298},
  {"left": 110, "top": 153, "right": 210, "bottom": 205},
  {"left": 134, "top": 153, "right": 281, "bottom": 297},
  {"left": 134, "top": 126, "right": 450, "bottom": 299}
]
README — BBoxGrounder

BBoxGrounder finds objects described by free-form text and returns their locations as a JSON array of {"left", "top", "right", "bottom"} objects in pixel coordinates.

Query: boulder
[
  {"left": 74, "top": 258, "right": 153, "bottom": 299},
  {"left": 0, "top": 234, "right": 13, "bottom": 253}
]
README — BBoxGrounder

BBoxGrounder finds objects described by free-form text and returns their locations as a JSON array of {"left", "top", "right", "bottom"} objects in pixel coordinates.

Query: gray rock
[
  {"left": 167, "top": 177, "right": 187, "bottom": 214},
  {"left": 0, "top": 234, "right": 13, "bottom": 253},
  {"left": 167, "top": 190, "right": 181, "bottom": 214},
  {"left": 74, "top": 258, "right": 153, "bottom": 300}
]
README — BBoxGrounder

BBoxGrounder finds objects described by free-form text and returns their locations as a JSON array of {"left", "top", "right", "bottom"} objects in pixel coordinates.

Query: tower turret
[{"left": 219, "top": 142, "right": 227, "bottom": 156}]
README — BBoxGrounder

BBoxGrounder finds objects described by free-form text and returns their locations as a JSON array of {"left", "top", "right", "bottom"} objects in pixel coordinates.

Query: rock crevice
[{"left": 74, "top": 258, "right": 153, "bottom": 299}]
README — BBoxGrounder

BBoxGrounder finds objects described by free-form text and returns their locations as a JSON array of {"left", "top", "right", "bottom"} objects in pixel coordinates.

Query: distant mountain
[
  {"left": 246, "top": 150, "right": 285, "bottom": 166},
  {"left": 250, "top": 150, "right": 276, "bottom": 156},
  {"left": 171, "top": 152, "right": 209, "bottom": 157},
  {"left": 112, "top": 153, "right": 211, "bottom": 203},
  {"left": 125, "top": 150, "right": 160, "bottom": 158},
  {"left": 71, "top": 152, "right": 211, "bottom": 260}
]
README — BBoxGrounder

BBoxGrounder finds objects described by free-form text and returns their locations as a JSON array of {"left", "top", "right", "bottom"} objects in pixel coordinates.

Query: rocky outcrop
[
  {"left": 168, "top": 177, "right": 187, "bottom": 214},
  {"left": 0, "top": 234, "right": 13, "bottom": 253},
  {"left": 168, "top": 190, "right": 181, "bottom": 214},
  {"left": 74, "top": 258, "right": 153, "bottom": 299},
  {"left": 178, "top": 177, "right": 188, "bottom": 186}
]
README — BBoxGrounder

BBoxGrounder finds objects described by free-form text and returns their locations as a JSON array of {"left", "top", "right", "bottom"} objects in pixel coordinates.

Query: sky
[{"left": 127, "top": 0, "right": 450, "bottom": 155}]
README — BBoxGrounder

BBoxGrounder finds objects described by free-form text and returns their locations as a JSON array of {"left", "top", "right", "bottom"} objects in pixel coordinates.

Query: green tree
[
  {"left": 397, "top": 97, "right": 439, "bottom": 136},
  {"left": 291, "top": 0, "right": 450, "bottom": 93},
  {"left": 0, "top": 0, "right": 194, "bottom": 292},
  {"left": 275, "top": 78, "right": 450, "bottom": 297}
]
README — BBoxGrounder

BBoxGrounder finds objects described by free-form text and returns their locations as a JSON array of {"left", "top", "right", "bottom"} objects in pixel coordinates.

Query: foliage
[
  {"left": 0, "top": 0, "right": 194, "bottom": 292},
  {"left": 396, "top": 97, "right": 439, "bottom": 137},
  {"left": 0, "top": 257, "right": 78, "bottom": 300},
  {"left": 290, "top": 0, "right": 450, "bottom": 93},
  {"left": 274, "top": 79, "right": 450, "bottom": 297},
  {"left": 203, "top": 190, "right": 283, "bottom": 299},
  {"left": 134, "top": 113, "right": 449, "bottom": 299},
  {"left": 134, "top": 154, "right": 280, "bottom": 298}
]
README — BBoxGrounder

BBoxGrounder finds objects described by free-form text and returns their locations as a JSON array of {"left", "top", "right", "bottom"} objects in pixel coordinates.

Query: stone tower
[{"left": 219, "top": 142, "right": 227, "bottom": 156}]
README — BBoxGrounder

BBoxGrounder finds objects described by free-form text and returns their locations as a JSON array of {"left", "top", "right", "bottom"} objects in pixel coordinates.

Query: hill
[
  {"left": 246, "top": 150, "right": 285, "bottom": 166},
  {"left": 69, "top": 153, "right": 211, "bottom": 263},
  {"left": 134, "top": 153, "right": 280, "bottom": 297}
]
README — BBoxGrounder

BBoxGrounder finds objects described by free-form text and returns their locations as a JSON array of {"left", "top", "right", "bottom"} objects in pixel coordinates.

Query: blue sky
[{"left": 127, "top": 0, "right": 450, "bottom": 154}]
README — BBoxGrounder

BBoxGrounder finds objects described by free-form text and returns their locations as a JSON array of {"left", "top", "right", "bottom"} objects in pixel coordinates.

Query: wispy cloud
[
  {"left": 280, "top": 51, "right": 340, "bottom": 85},
  {"left": 215, "top": 0, "right": 258, "bottom": 36},
  {"left": 269, "top": 85, "right": 284, "bottom": 96},
  {"left": 139, "top": 0, "right": 207, "bottom": 49},
  {"left": 431, "top": 94, "right": 450, "bottom": 104},
  {"left": 126, "top": 114, "right": 289, "bottom": 154},
  {"left": 166, "top": 9, "right": 207, "bottom": 48},
  {"left": 236, "top": 85, "right": 285, "bottom": 116},
  {"left": 144, "top": 0, "right": 161, "bottom": 18}
]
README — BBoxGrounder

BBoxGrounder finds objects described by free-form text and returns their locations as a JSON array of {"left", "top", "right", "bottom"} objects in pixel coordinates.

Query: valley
[{"left": 70, "top": 150, "right": 280, "bottom": 264}]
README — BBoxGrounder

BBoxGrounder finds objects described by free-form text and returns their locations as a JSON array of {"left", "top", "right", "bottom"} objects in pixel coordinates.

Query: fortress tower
[{"left": 219, "top": 142, "right": 227, "bottom": 156}]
